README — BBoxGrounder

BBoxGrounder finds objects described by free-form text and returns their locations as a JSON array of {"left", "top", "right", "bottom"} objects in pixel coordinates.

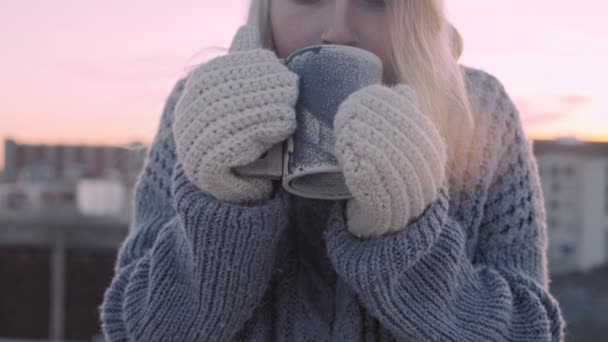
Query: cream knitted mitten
[
  {"left": 172, "top": 26, "right": 299, "bottom": 203},
  {"left": 334, "top": 84, "right": 448, "bottom": 238}
]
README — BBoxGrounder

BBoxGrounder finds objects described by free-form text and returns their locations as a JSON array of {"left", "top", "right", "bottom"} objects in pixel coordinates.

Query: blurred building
[
  {"left": 0, "top": 138, "right": 147, "bottom": 340},
  {"left": 533, "top": 139, "right": 608, "bottom": 275},
  {"left": 2, "top": 138, "right": 145, "bottom": 184},
  {"left": 0, "top": 213, "right": 128, "bottom": 341},
  {"left": 0, "top": 138, "right": 146, "bottom": 220},
  {"left": 0, "top": 179, "right": 133, "bottom": 223}
]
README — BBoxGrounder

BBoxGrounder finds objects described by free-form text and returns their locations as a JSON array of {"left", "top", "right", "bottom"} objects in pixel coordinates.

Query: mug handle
[{"left": 232, "top": 143, "right": 284, "bottom": 180}]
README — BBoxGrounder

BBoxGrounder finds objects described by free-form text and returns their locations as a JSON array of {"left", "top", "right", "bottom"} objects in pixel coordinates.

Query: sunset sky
[{"left": 1, "top": 0, "right": 607, "bottom": 169}]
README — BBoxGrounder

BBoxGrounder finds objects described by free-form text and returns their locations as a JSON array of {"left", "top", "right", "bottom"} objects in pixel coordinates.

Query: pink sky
[{"left": 1, "top": 0, "right": 607, "bottom": 168}]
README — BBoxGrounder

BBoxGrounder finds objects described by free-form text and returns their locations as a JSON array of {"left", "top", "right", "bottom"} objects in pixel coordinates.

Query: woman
[{"left": 100, "top": 0, "right": 565, "bottom": 341}]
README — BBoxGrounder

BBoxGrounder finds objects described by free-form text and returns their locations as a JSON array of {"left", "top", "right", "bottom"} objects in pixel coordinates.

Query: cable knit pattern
[
  {"left": 100, "top": 66, "right": 564, "bottom": 341},
  {"left": 172, "top": 26, "right": 298, "bottom": 203},
  {"left": 100, "top": 79, "right": 291, "bottom": 342},
  {"left": 334, "top": 84, "right": 448, "bottom": 238}
]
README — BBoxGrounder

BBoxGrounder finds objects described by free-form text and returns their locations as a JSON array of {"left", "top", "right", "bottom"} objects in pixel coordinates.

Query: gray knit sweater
[{"left": 100, "top": 66, "right": 564, "bottom": 341}]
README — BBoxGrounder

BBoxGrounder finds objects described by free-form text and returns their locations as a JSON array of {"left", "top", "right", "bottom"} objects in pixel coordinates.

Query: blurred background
[{"left": 0, "top": 0, "right": 607, "bottom": 341}]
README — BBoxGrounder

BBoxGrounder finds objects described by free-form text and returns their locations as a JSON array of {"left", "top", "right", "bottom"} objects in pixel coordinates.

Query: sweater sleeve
[
  {"left": 323, "top": 80, "right": 565, "bottom": 341},
  {"left": 99, "top": 78, "right": 290, "bottom": 342}
]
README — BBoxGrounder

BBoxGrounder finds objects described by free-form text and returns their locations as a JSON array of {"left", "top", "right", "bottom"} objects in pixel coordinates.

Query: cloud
[{"left": 516, "top": 95, "right": 594, "bottom": 127}]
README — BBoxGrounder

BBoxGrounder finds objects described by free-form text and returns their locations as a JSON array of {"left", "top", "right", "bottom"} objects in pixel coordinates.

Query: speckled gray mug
[{"left": 282, "top": 45, "right": 383, "bottom": 200}]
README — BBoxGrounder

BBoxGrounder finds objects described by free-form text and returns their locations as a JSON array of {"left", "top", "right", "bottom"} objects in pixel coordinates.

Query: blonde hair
[{"left": 248, "top": 0, "right": 475, "bottom": 185}]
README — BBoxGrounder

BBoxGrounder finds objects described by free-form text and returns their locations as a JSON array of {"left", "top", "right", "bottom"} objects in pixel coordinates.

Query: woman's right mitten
[{"left": 172, "top": 26, "right": 299, "bottom": 204}]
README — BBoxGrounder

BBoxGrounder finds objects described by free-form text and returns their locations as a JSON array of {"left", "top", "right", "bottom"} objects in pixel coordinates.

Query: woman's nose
[{"left": 320, "top": 2, "right": 358, "bottom": 46}]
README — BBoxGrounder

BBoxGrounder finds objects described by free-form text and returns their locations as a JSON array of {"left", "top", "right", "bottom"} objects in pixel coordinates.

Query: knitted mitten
[
  {"left": 334, "top": 84, "right": 448, "bottom": 238},
  {"left": 172, "top": 26, "right": 299, "bottom": 203}
]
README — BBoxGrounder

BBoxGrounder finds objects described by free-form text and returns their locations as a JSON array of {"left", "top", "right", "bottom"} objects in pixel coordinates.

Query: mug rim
[{"left": 284, "top": 44, "right": 382, "bottom": 67}]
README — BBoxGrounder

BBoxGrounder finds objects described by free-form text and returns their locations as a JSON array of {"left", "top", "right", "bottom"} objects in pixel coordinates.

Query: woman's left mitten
[{"left": 333, "top": 84, "right": 448, "bottom": 238}]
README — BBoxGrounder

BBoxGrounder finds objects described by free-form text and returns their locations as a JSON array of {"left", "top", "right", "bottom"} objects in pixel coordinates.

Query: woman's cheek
[
  {"left": 361, "top": 29, "right": 394, "bottom": 83},
  {"left": 273, "top": 24, "right": 305, "bottom": 58},
  {"left": 274, "top": 28, "right": 321, "bottom": 58},
  {"left": 271, "top": 8, "right": 324, "bottom": 58}
]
